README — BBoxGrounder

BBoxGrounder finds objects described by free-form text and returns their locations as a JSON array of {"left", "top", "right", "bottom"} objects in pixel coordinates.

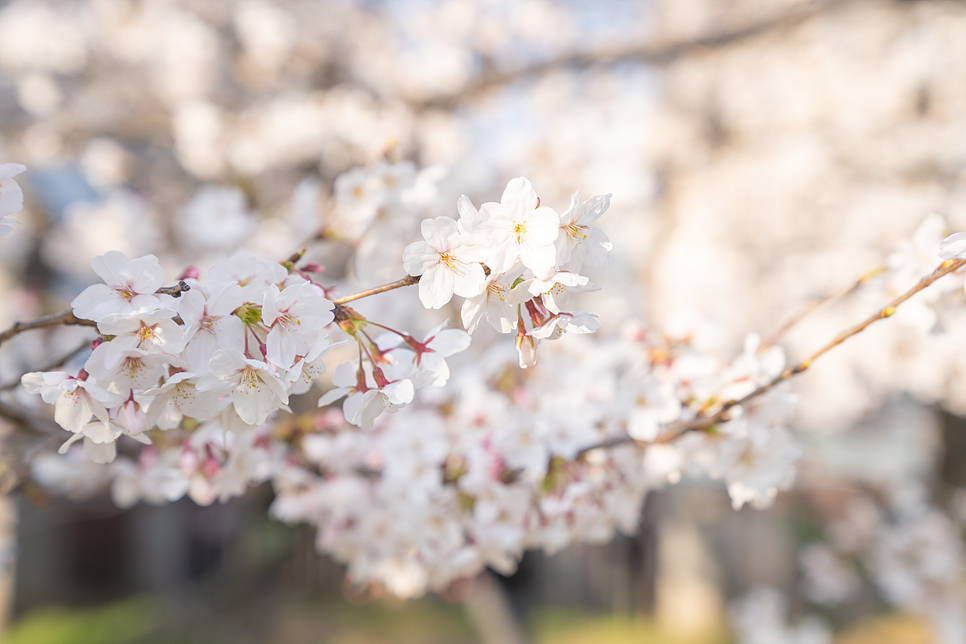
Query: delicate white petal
[{"left": 939, "top": 232, "right": 966, "bottom": 260}]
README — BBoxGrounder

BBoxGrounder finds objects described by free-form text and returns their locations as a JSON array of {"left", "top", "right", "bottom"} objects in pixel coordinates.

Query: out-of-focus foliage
[{"left": 5, "top": 597, "right": 158, "bottom": 644}]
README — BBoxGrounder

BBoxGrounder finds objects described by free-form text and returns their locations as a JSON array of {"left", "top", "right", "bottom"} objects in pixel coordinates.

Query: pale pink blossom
[
  {"left": 403, "top": 216, "right": 487, "bottom": 309},
  {"left": 318, "top": 360, "right": 414, "bottom": 428},
  {"left": 178, "top": 285, "right": 245, "bottom": 373},
  {"left": 526, "top": 270, "right": 599, "bottom": 314},
  {"left": 84, "top": 346, "right": 174, "bottom": 397},
  {"left": 138, "top": 372, "right": 222, "bottom": 430},
  {"left": 262, "top": 281, "right": 334, "bottom": 370},
  {"left": 95, "top": 311, "right": 186, "bottom": 369},
  {"left": 461, "top": 267, "right": 529, "bottom": 334},
  {"left": 284, "top": 336, "right": 340, "bottom": 395},
  {"left": 205, "top": 251, "right": 287, "bottom": 302},
  {"left": 196, "top": 349, "right": 290, "bottom": 425},
  {"left": 71, "top": 251, "right": 166, "bottom": 321},
  {"left": 481, "top": 178, "right": 559, "bottom": 278},
  {"left": 554, "top": 191, "right": 612, "bottom": 272},
  {"left": 21, "top": 371, "right": 120, "bottom": 434}
]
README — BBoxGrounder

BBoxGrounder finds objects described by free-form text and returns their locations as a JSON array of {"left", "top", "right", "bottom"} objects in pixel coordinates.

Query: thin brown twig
[
  {"left": 0, "top": 340, "right": 92, "bottom": 391},
  {"left": 760, "top": 265, "right": 887, "bottom": 349},
  {"left": 0, "top": 310, "right": 96, "bottom": 347},
  {"left": 0, "top": 400, "right": 57, "bottom": 436},
  {"left": 409, "top": 0, "right": 840, "bottom": 111},
  {"left": 332, "top": 275, "right": 420, "bottom": 305},
  {"left": 0, "top": 281, "right": 190, "bottom": 348},
  {"left": 576, "top": 258, "right": 966, "bottom": 458}
]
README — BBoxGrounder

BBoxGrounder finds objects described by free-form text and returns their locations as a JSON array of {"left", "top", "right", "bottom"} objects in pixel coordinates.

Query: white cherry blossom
[
  {"left": 456, "top": 194, "right": 488, "bottom": 234},
  {"left": 461, "top": 267, "right": 528, "bottom": 334},
  {"left": 403, "top": 216, "right": 487, "bottom": 309},
  {"left": 21, "top": 371, "right": 120, "bottom": 434},
  {"left": 480, "top": 177, "right": 560, "bottom": 278},
  {"left": 554, "top": 191, "right": 613, "bottom": 272},
  {"left": 84, "top": 345, "right": 173, "bottom": 397},
  {"left": 138, "top": 372, "right": 222, "bottom": 430},
  {"left": 205, "top": 251, "right": 287, "bottom": 302},
  {"left": 939, "top": 231, "right": 966, "bottom": 260},
  {"left": 262, "top": 281, "right": 334, "bottom": 369},
  {"left": 178, "top": 286, "right": 246, "bottom": 374},
  {"left": 95, "top": 311, "right": 186, "bottom": 369},
  {"left": 318, "top": 360, "right": 414, "bottom": 428},
  {"left": 526, "top": 270, "right": 600, "bottom": 314},
  {"left": 196, "top": 349, "right": 290, "bottom": 425},
  {"left": 530, "top": 311, "right": 601, "bottom": 341},
  {"left": 284, "top": 336, "right": 339, "bottom": 395},
  {"left": 375, "top": 323, "right": 471, "bottom": 387},
  {"left": 71, "top": 251, "right": 166, "bottom": 321}
]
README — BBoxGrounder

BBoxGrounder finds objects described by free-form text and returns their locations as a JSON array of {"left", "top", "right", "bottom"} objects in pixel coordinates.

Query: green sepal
[{"left": 236, "top": 303, "right": 262, "bottom": 326}]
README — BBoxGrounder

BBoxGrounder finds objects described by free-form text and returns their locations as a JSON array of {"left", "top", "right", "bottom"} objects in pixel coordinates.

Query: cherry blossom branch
[
  {"left": 410, "top": 0, "right": 836, "bottom": 111},
  {"left": 0, "top": 341, "right": 91, "bottom": 391},
  {"left": 0, "top": 310, "right": 96, "bottom": 347},
  {"left": 0, "top": 400, "right": 59, "bottom": 437},
  {"left": 332, "top": 275, "right": 421, "bottom": 305},
  {"left": 760, "top": 266, "right": 886, "bottom": 349},
  {"left": 577, "top": 258, "right": 966, "bottom": 457},
  {"left": 0, "top": 271, "right": 411, "bottom": 354},
  {"left": 0, "top": 281, "right": 190, "bottom": 349}
]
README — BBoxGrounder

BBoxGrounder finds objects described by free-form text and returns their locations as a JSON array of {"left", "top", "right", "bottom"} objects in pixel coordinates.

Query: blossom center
[
  {"left": 488, "top": 282, "right": 509, "bottom": 301},
  {"left": 136, "top": 324, "right": 157, "bottom": 347},
  {"left": 275, "top": 312, "right": 300, "bottom": 329},
  {"left": 511, "top": 222, "right": 527, "bottom": 243},
  {"left": 241, "top": 367, "right": 263, "bottom": 392},
  {"left": 125, "top": 356, "right": 145, "bottom": 379},
  {"left": 564, "top": 222, "right": 587, "bottom": 241},
  {"left": 439, "top": 251, "right": 458, "bottom": 270}
]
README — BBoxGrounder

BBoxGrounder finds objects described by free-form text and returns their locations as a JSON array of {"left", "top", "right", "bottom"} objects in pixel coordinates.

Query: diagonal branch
[
  {"left": 577, "top": 258, "right": 966, "bottom": 457},
  {"left": 0, "top": 341, "right": 92, "bottom": 391},
  {"left": 0, "top": 310, "right": 96, "bottom": 347},
  {"left": 332, "top": 275, "right": 421, "bottom": 305},
  {"left": 0, "top": 400, "right": 59, "bottom": 437},
  {"left": 410, "top": 0, "right": 841, "bottom": 111},
  {"left": 0, "top": 281, "right": 190, "bottom": 349},
  {"left": 760, "top": 265, "right": 886, "bottom": 349}
]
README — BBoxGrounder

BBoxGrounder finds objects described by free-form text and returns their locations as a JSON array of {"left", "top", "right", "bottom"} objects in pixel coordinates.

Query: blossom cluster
[
  {"left": 266, "top": 325, "right": 804, "bottom": 595},
  {"left": 22, "top": 249, "right": 337, "bottom": 463},
  {"left": 29, "top": 315, "right": 800, "bottom": 595},
  {"left": 12, "top": 158, "right": 966, "bottom": 605},
  {"left": 403, "top": 177, "right": 611, "bottom": 367}
]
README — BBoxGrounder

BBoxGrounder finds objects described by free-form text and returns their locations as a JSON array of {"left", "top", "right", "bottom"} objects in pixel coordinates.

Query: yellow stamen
[
  {"left": 439, "top": 251, "right": 458, "bottom": 270},
  {"left": 564, "top": 223, "right": 587, "bottom": 242}
]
